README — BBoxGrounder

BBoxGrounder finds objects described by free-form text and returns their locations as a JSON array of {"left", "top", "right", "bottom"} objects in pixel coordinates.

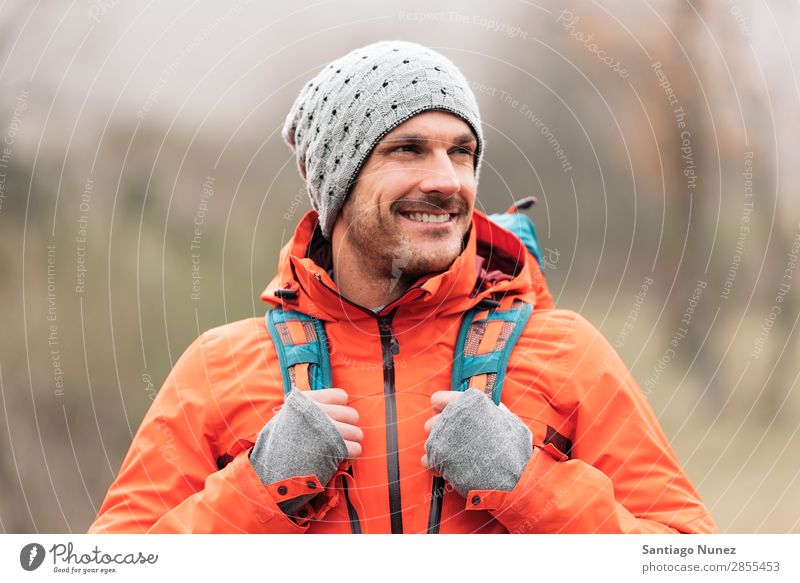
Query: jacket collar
[{"left": 261, "top": 209, "right": 537, "bottom": 322}]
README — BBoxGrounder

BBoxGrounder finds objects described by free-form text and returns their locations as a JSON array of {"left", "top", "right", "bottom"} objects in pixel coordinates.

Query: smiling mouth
[{"left": 397, "top": 211, "right": 459, "bottom": 225}]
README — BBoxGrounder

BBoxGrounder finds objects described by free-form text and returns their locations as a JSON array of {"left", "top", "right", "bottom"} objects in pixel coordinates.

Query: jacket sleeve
[
  {"left": 87, "top": 333, "right": 335, "bottom": 533},
  {"left": 466, "top": 311, "right": 718, "bottom": 534}
]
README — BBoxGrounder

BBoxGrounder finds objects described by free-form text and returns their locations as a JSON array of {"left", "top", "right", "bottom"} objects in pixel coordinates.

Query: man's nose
[{"left": 418, "top": 150, "right": 462, "bottom": 196}]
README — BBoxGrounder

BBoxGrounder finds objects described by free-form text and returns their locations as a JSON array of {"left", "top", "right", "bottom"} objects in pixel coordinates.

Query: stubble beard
[{"left": 342, "top": 204, "right": 466, "bottom": 292}]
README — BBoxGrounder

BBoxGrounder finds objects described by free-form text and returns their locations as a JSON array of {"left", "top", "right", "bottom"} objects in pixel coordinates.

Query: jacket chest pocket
[
  {"left": 504, "top": 392, "right": 574, "bottom": 461},
  {"left": 215, "top": 431, "right": 259, "bottom": 470}
]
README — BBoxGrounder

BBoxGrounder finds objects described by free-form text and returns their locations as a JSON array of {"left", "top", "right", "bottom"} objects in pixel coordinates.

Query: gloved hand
[
  {"left": 422, "top": 388, "right": 532, "bottom": 497},
  {"left": 249, "top": 388, "right": 362, "bottom": 515}
]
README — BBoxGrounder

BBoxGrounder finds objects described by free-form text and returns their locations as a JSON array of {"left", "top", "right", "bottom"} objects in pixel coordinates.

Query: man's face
[{"left": 332, "top": 110, "right": 478, "bottom": 281}]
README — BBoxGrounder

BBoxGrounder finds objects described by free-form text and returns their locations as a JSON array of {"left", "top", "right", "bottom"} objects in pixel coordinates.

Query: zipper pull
[{"left": 378, "top": 317, "right": 400, "bottom": 355}]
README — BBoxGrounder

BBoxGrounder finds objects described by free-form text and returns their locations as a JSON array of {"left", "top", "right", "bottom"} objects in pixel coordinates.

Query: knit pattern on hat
[{"left": 283, "top": 40, "right": 484, "bottom": 238}]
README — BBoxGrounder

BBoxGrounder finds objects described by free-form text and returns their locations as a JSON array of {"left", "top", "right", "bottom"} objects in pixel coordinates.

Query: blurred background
[{"left": 1, "top": 0, "right": 798, "bottom": 533}]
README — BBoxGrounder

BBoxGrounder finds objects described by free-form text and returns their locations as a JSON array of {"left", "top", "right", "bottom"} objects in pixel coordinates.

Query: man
[{"left": 89, "top": 41, "right": 717, "bottom": 534}]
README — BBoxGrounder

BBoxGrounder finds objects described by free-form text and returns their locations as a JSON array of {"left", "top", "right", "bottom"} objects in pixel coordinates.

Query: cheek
[
  {"left": 380, "top": 167, "right": 422, "bottom": 193},
  {"left": 459, "top": 171, "right": 478, "bottom": 202}
]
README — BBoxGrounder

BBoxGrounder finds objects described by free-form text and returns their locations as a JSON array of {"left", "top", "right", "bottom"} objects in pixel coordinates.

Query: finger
[
  {"left": 317, "top": 403, "right": 359, "bottom": 425},
  {"left": 430, "top": 391, "right": 461, "bottom": 412},
  {"left": 305, "top": 388, "right": 349, "bottom": 406},
  {"left": 333, "top": 420, "right": 363, "bottom": 443},
  {"left": 420, "top": 454, "right": 441, "bottom": 477},
  {"left": 344, "top": 440, "right": 362, "bottom": 458},
  {"left": 424, "top": 413, "right": 441, "bottom": 434}
]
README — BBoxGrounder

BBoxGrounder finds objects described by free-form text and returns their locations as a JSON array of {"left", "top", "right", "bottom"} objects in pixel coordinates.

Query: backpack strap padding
[
  {"left": 265, "top": 308, "right": 332, "bottom": 395},
  {"left": 451, "top": 300, "right": 533, "bottom": 405}
]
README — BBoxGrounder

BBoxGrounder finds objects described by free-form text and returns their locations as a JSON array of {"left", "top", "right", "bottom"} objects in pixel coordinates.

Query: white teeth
[{"left": 406, "top": 212, "right": 450, "bottom": 223}]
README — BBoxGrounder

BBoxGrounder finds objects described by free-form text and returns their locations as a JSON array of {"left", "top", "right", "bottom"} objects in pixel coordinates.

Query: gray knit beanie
[{"left": 282, "top": 40, "right": 484, "bottom": 239}]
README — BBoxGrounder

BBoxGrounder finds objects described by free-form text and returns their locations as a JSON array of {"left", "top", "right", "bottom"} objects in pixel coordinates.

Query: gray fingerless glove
[
  {"left": 425, "top": 388, "right": 533, "bottom": 497},
  {"left": 249, "top": 389, "right": 348, "bottom": 514}
]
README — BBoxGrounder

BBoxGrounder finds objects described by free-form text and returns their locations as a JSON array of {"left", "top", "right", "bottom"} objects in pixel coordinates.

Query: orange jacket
[{"left": 89, "top": 209, "right": 717, "bottom": 534}]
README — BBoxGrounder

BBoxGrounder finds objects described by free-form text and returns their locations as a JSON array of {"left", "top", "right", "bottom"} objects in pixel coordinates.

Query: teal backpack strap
[
  {"left": 265, "top": 308, "right": 332, "bottom": 395},
  {"left": 487, "top": 196, "right": 544, "bottom": 268},
  {"left": 450, "top": 298, "right": 533, "bottom": 405},
  {"left": 429, "top": 296, "right": 535, "bottom": 534}
]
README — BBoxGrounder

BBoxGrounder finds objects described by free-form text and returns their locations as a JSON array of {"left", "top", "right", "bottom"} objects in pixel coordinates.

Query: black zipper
[
  {"left": 342, "top": 466, "right": 362, "bottom": 534},
  {"left": 311, "top": 273, "right": 409, "bottom": 534},
  {"left": 427, "top": 475, "right": 445, "bottom": 534},
  {"left": 378, "top": 310, "right": 404, "bottom": 534}
]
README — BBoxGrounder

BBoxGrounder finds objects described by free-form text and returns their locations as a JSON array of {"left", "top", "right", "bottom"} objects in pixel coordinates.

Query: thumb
[{"left": 420, "top": 454, "right": 442, "bottom": 477}]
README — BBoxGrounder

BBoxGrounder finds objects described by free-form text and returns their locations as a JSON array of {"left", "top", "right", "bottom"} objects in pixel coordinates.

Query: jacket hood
[{"left": 261, "top": 209, "right": 539, "bottom": 323}]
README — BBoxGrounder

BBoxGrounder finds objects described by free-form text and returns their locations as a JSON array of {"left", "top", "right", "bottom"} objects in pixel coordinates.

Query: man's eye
[
  {"left": 392, "top": 144, "right": 420, "bottom": 154},
  {"left": 451, "top": 146, "right": 473, "bottom": 156}
]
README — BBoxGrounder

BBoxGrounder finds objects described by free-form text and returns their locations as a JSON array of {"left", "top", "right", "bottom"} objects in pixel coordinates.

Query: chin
[
  {"left": 406, "top": 248, "right": 462, "bottom": 276},
  {"left": 388, "top": 227, "right": 466, "bottom": 275}
]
